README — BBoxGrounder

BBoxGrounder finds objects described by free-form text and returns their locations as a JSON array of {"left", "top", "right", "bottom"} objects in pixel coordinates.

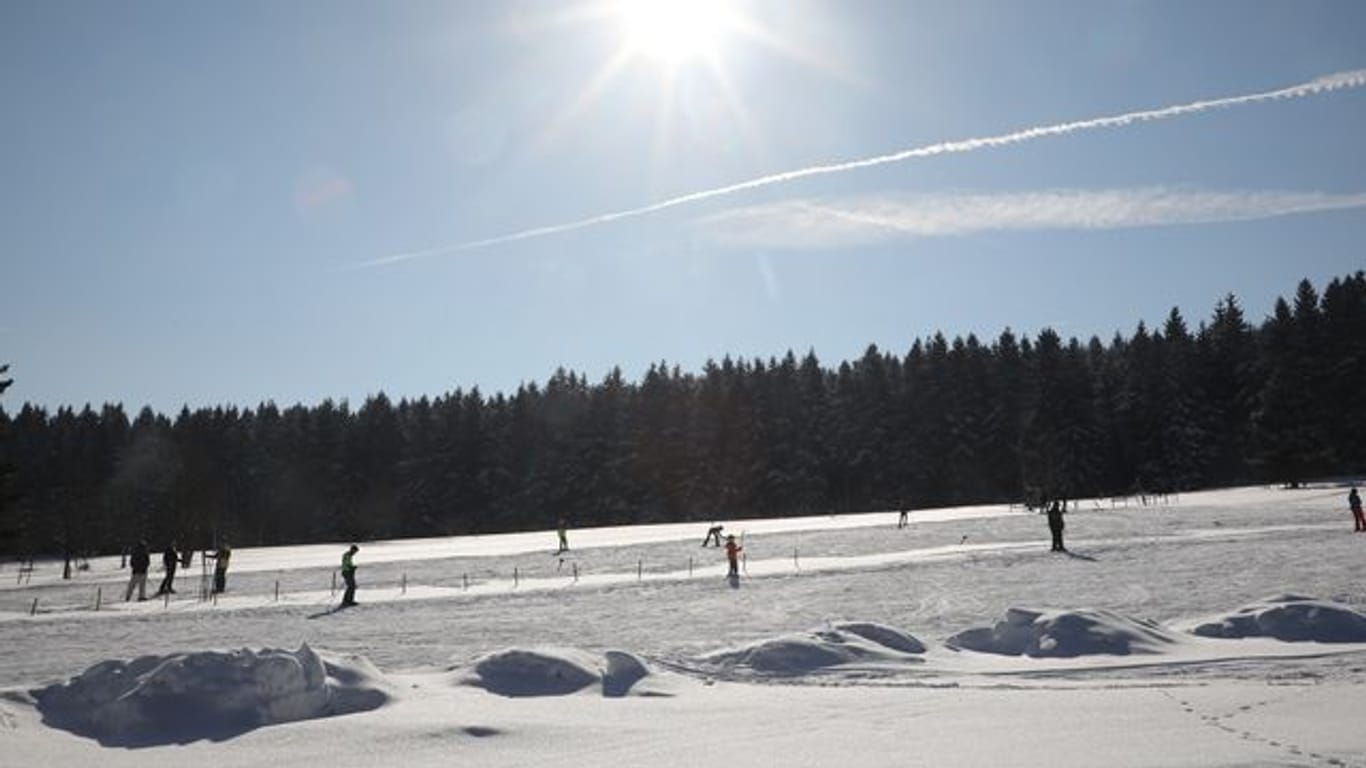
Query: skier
[
  {"left": 702, "top": 524, "right": 724, "bottom": 547},
  {"left": 897, "top": 501, "right": 910, "bottom": 529},
  {"left": 556, "top": 518, "right": 569, "bottom": 554},
  {"left": 206, "top": 542, "right": 232, "bottom": 594},
  {"left": 154, "top": 540, "right": 178, "bottom": 596},
  {"left": 1350, "top": 487, "right": 1364, "bottom": 532},
  {"left": 724, "top": 534, "right": 743, "bottom": 578},
  {"left": 1046, "top": 500, "right": 1066, "bottom": 552},
  {"left": 340, "top": 544, "right": 359, "bottom": 607},
  {"left": 125, "top": 540, "right": 150, "bottom": 601}
]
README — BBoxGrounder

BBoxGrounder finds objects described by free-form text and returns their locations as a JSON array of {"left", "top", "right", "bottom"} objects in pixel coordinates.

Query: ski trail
[
  {"left": 1, "top": 521, "right": 1339, "bottom": 622},
  {"left": 355, "top": 69, "right": 1366, "bottom": 268}
]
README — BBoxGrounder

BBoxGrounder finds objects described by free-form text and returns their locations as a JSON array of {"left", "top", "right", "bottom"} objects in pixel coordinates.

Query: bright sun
[{"left": 617, "top": 0, "right": 737, "bottom": 65}]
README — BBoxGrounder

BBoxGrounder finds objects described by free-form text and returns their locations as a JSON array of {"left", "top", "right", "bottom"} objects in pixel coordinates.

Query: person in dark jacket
[
  {"left": 1350, "top": 487, "right": 1364, "bottom": 532},
  {"left": 702, "top": 524, "right": 725, "bottom": 547},
  {"left": 155, "top": 541, "right": 178, "bottom": 596},
  {"left": 125, "top": 540, "right": 151, "bottom": 601},
  {"left": 1046, "top": 500, "right": 1066, "bottom": 552}
]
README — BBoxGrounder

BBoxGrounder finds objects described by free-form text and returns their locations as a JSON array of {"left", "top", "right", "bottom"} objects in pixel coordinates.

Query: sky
[{"left": 2, "top": 0, "right": 1365, "bottom": 414}]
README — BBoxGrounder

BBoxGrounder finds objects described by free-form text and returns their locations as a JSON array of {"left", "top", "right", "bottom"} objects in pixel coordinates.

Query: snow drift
[
  {"left": 702, "top": 622, "right": 926, "bottom": 674},
  {"left": 946, "top": 608, "right": 1180, "bottom": 657},
  {"left": 462, "top": 647, "right": 659, "bottom": 698},
  {"left": 34, "top": 645, "right": 390, "bottom": 747},
  {"left": 1189, "top": 594, "right": 1366, "bottom": 642}
]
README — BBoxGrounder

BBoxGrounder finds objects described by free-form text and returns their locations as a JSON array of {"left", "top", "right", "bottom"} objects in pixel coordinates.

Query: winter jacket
[{"left": 130, "top": 545, "right": 151, "bottom": 574}]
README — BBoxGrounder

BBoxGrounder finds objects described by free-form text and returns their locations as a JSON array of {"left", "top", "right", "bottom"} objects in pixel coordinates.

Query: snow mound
[
  {"left": 35, "top": 645, "right": 390, "bottom": 747},
  {"left": 946, "top": 608, "right": 1180, "bottom": 657},
  {"left": 1189, "top": 595, "right": 1366, "bottom": 643},
  {"left": 464, "top": 647, "right": 657, "bottom": 698},
  {"left": 834, "top": 622, "right": 928, "bottom": 654},
  {"left": 702, "top": 622, "right": 927, "bottom": 674}
]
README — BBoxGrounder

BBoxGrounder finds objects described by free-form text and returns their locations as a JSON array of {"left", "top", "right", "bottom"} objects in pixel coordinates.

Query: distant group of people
[{"left": 122, "top": 540, "right": 232, "bottom": 602}]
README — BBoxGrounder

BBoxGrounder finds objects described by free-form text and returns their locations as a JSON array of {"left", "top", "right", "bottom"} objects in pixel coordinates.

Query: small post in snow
[
  {"left": 572, "top": 562, "right": 578, "bottom": 582},
  {"left": 794, "top": 547, "right": 800, "bottom": 571},
  {"left": 401, "top": 573, "right": 407, "bottom": 595},
  {"left": 274, "top": 580, "right": 280, "bottom": 602},
  {"left": 331, "top": 571, "right": 337, "bottom": 597},
  {"left": 637, "top": 560, "right": 642, "bottom": 581},
  {"left": 688, "top": 556, "right": 693, "bottom": 577},
  {"left": 462, "top": 573, "right": 469, "bottom": 591},
  {"left": 95, "top": 587, "right": 102, "bottom": 612},
  {"left": 30, "top": 597, "right": 38, "bottom": 616},
  {"left": 514, "top": 567, "right": 519, "bottom": 588}
]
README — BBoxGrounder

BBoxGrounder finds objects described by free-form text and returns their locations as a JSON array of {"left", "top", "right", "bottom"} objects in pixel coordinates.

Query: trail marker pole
[
  {"left": 95, "top": 587, "right": 102, "bottom": 612},
  {"left": 637, "top": 560, "right": 642, "bottom": 581},
  {"left": 688, "top": 557, "right": 693, "bottom": 577},
  {"left": 514, "top": 567, "right": 519, "bottom": 588},
  {"left": 30, "top": 597, "right": 38, "bottom": 615},
  {"left": 794, "top": 548, "right": 800, "bottom": 571},
  {"left": 401, "top": 573, "right": 407, "bottom": 595},
  {"left": 462, "top": 573, "right": 469, "bottom": 591},
  {"left": 572, "top": 562, "right": 578, "bottom": 582},
  {"left": 274, "top": 580, "right": 280, "bottom": 602}
]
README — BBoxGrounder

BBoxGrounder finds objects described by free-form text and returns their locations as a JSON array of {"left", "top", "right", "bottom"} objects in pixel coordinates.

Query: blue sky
[{"left": 3, "top": 0, "right": 1364, "bottom": 413}]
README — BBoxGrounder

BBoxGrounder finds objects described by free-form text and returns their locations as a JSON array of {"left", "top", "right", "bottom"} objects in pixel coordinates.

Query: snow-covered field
[{"left": 2, "top": 485, "right": 1365, "bottom": 767}]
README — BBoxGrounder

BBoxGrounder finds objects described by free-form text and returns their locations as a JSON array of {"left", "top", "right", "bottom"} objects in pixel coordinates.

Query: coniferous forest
[{"left": 1, "top": 273, "right": 1363, "bottom": 561}]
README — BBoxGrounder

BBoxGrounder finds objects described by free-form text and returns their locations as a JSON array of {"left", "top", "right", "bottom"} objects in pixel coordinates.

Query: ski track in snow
[{"left": 2, "top": 484, "right": 1365, "bottom": 767}]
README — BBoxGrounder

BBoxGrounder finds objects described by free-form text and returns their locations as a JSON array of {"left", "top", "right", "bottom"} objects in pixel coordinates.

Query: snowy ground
[{"left": 2, "top": 485, "right": 1365, "bottom": 767}]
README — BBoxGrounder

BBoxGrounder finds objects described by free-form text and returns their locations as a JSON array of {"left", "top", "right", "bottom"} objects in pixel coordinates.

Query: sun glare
[{"left": 617, "top": 0, "right": 736, "bottom": 65}]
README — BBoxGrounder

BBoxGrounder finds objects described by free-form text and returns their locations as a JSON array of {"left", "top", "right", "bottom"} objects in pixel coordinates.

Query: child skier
[{"left": 724, "top": 534, "right": 743, "bottom": 578}]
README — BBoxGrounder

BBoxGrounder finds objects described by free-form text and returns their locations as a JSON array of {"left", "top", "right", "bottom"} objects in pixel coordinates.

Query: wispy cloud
[
  {"left": 698, "top": 188, "right": 1366, "bottom": 249},
  {"left": 353, "top": 69, "right": 1366, "bottom": 268},
  {"left": 294, "top": 166, "right": 354, "bottom": 213}
]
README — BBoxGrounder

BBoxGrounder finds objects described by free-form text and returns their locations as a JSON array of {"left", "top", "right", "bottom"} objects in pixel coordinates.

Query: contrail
[{"left": 357, "top": 69, "right": 1366, "bottom": 269}]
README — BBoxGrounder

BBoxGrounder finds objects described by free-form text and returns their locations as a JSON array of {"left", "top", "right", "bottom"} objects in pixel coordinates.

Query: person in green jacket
[{"left": 340, "top": 545, "right": 359, "bottom": 607}]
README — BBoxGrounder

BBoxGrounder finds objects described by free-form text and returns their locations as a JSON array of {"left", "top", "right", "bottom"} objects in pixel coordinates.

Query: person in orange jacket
[{"left": 724, "top": 534, "right": 743, "bottom": 577}]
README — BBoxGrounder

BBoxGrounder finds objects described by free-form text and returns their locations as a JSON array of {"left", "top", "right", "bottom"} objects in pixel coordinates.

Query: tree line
[{"left": 1, "top": 273, "right": 1363, "bottom": 561}]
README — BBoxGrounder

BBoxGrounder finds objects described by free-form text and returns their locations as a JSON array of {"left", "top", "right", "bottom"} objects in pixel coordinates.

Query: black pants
[
  {"left": 213, "top": 569, "right": 227, "bottom": 594},
  {"left": 342, "top": 570, "right": 357, "bottom": 605},
  {"left": 1050, "top": 527, "right": 1065, "bottom": 552},
  {"left": 157, "top": 568, "right": 176, "bottom": 594},
  {"left": 1354, "top": 509, "right": 1365, "bottom": 531}
]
